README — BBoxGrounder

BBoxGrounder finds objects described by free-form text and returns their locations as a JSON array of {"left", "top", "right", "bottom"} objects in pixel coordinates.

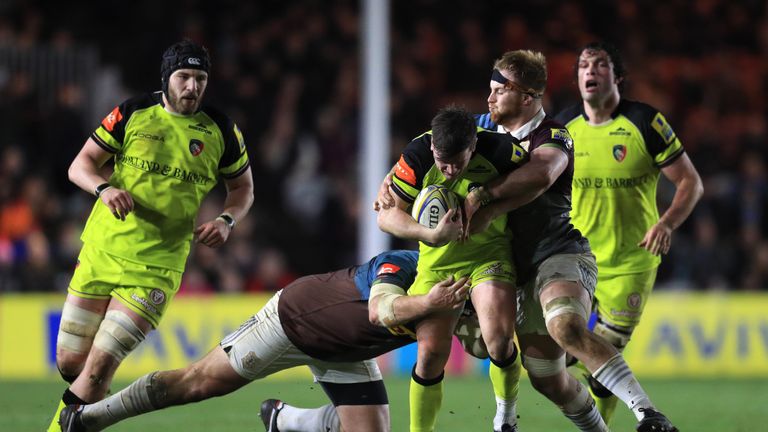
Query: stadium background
[{"left": 1, "top": 0, "right": 767, "bottom": 430}]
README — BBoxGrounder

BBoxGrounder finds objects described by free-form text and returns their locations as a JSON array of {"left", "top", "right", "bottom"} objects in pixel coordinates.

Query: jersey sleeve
[
  {"left": 531, "top": 121, "right": 574, "bottom": 155},
  {"left": 391, "top": 133, "right": 432, "bottom": 204},
  {"left": 91, "top": 99, "right": 135, "bottom": 153},
  {"left": 477, "top": 130, "right": 528, "bottom": 172},
  {"left": 474, "top": 113, "right": 498, "bottom": 131},
  {"left": 372, "top": 251, "right": 418, "bottom": 290},
  {"left": 205, "top": 106, "right": 251, "bottom": 179},
  {"left": 644, "top": 111, "right": 684, "bottom": 167}
]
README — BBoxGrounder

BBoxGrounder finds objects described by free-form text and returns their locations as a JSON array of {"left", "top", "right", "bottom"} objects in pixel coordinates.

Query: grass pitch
[{"left": 3, "top": 376, "right": 765, "bottom": 431}]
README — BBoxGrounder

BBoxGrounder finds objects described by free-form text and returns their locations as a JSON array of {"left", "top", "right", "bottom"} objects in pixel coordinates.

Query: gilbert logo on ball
[{"left": 411, "top": 185, "right": 460, "bottom": 230}]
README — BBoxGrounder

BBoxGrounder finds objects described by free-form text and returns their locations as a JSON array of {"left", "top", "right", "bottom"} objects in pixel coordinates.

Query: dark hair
[
  {"left": 161, "top": 40, "right": 211, "bottom": 95},
  {"left": 430, "top": 106, "right": 476, "bottom": 158},
  {"left": 575, "top": 41, "right": 626, "bottom": 92}
]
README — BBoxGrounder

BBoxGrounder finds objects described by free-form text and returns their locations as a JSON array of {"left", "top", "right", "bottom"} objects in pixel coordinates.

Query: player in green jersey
[
  {"left": 47, "top": 40, "right": 254, "bottom": 431},
  {"left": 377, "top": 106, "right": 524, "bottom": 432},
  {"left": 554, "top": 42, "right": 703, "bottom": 425}
]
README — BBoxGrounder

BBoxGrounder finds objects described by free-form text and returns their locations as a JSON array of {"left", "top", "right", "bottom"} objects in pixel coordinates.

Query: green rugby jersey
[
  {"left": 391, "top": 128, "right": 527, "bottom": 273},
  {"left": 84, "top": 92, "right": 250, "bottom": 271},
  {"left": 555, "top": 100, "right": 684, "bottom": 275}
]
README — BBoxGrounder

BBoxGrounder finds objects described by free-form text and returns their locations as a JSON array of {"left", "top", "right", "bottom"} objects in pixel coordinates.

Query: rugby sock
[
  {"left": 277, "top": 403, "right": 340, "bottom": 432},
  {"left": 586, "top": 375, "right": 619, "bottom": 425},
  {"left": 560, "top": 381, "right": 609, "bottom": 432},
  {"left": 489, "top": 346, "right": 521, "bottom": 431},
  {"left": 409, "top": 367, "right": 444, "bottom": 432},
  {"left": 80, "top": 372, "right": 160, "bottom": 430},
  {"left": 592, "top": 354, "right": 652, "bottom": 420},
  {"left": 46, "top": 388, "right": 89, "bottom": 432}
]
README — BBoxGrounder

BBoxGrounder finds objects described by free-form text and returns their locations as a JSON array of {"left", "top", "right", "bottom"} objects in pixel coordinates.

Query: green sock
[
  {"left": 409, "top": 369, "right": 444, "bottom": 432},
  {"left": 489, "top": 348, "right": 522, "bottom": 429},
  {"left": 46, "top": 399, "right": 67, "bottom": 432}
]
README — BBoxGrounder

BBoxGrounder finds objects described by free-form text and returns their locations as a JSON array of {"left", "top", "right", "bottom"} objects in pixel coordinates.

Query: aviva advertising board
[{"left": 1, "top": 292, "right": 767, "bottom": 380}]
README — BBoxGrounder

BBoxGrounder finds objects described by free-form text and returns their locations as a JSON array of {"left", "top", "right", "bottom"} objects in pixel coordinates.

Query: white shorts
[
  {"left": 516, "top": 252, "right": 597, "bottom": 336},
  {"left": 220, "top": 291, "right": 383, "bottom": 383}
]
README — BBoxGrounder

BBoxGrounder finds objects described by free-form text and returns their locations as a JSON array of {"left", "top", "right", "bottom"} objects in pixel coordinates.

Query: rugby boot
[
  {"left": 260, "top": 399, "right": 284, "bottom": 432},
  {"left": 636, "top": 407, "right": 679, "bottom": 432}
]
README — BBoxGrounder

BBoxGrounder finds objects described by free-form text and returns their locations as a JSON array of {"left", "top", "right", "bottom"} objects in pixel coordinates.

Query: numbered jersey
[
  {"left": 555, "top": 99, "right": 685, "bottom": 274},
  {"left": 84, "top": 92, "right": 250, "bottom": 271}
]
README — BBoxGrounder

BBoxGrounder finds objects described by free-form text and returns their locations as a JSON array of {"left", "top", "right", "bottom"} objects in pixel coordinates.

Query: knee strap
[
  {"left": 521, "top": 354, "right": 565, "bottom": 378},
  {"left": 93, "top": 310, "right": 146, "bottom": 361},
  {"left": 543, "top": 296, "right": 589, "bottom": 326},
  {"left": 57, "top": 302, "right": 103, "bottom": 354}
]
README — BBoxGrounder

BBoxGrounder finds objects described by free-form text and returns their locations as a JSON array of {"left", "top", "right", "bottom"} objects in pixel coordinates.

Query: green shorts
[
  {"left": 69, "top": 244, "right": 183, "bottom": 328},
  {"left": 593, "top": 268, "right": 658, "bottom": 328},
  {"left": 408, "top": 260, "right": 515, "bottom": 296}
]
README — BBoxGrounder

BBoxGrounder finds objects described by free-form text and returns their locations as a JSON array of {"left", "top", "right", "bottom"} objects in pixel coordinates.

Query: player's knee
[
  {"left": 56, "top": 362, "right": 81, "bottom": 384},
  {"left": 92, "top": 310, "right": 146, "bottom": 362},
  {"left": 543, "top": 297, "right": 589, "bottom": 348},
  {"left": 485, "top": 337, "right": 515, "bottom": 363},
  {"left": 593, "top": 320, "right": 632, "bottom": 351}
]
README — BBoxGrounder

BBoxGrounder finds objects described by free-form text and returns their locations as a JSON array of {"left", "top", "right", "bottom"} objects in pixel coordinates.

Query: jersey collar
[
  {"left": 580, "top": 99, "right": 626, "bottom": 122},
  {"left": 497, "top": 108, "right": 546, "bottom": 139}
]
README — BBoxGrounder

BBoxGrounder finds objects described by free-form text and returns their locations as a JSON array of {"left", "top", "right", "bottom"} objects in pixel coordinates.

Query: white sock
[
  {"left": 561, "top": 381, "right": 609, "bottom": 432},
  {"left": 493, "top": 396, "right": 518, "bottom": 431},
  {"left": 592, "top": 354, "right": 653, "bottom": 420},
  {"left": 277, "top": 403, "right": 340, "bottom": 432},
  {"left": 81, "top": 372, "right": 160, "bottom": 430}
]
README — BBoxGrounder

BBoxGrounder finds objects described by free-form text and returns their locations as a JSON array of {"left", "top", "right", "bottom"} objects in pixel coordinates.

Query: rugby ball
[{"left": 411, "top": 185, "right": 460, "bottom": 229}]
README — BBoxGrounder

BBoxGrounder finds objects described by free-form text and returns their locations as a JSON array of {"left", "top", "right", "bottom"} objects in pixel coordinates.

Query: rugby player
[
  {"left": 554, "top": 41, "right": 702, "bottom": 424},
  {"left": 47, "top": 39, "right": 254, "bottom": 431}
]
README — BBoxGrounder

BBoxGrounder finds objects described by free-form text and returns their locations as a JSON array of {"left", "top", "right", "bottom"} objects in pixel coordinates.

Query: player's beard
[{"left": 167, "top": 87, "right": 202, "bottom": 115}]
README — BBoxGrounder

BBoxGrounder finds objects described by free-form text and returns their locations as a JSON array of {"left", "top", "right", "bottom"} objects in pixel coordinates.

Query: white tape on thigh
[
  {"left": 57, "top": 302, "right": 103, "bottom": 354},
  {"left": 93, "top": 310, "right": 146, "bottom": 361},
  {"left": 543, "top": 296, "right": 589, "bottom": 326},
  {"left": 370, "top": 283, "right": 405, "bottom": 326},
  {"left": 522, "top": 354, "right": 565, "bottom": 377}
]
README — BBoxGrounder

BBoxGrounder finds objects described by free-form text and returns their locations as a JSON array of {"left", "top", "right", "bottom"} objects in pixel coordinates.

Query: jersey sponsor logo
[
  {"left": 511, "top": 144, "right": 526, "bottom": 163},
  {"left": 101, "top": 106, "right": 123, "bottom": 132},
  {"left": 188, "top": 122, "right": 213, "bottom": 135},
  {"left": 377, "top": 263, "right": 401, "bottom": 275},
  {"left": 135, "top": 131, "right": 165, "bottom": 142},
  {"left": 609, "top": 127, "right": 631, "bottom": 136},
  {"left": 651, "top": 113, "right": 676, "bottom": 144},
  {"left": 150, "top": 289, "right": 166, "bottom": 305},
  {"left": 573, "top": 173, "right": 653, "bottom": 189},
  {"left": 550, "top": 128, "right": 574, "bottom": 150},
  {"left": 395, "top": 155, "right": 417, "bottom": 186},
  {"left": 467, "top": 164, "right": 491, "bottom": 173},
  {"left": 116, "top": 153, "right": 214, "bottom": 185},
  {"left": 131, "top": 293, "right": 159, "bottom": 314},
  {"left": 613, "top": 144, "right": 627, "bottom": 162},
  {"left": 479, "top": 263, "right": 504, "bottom": 276},
  {"left": 189, "top": 139, "right": 204, "bottom": 156},
  {"left": 233, "top": 124, "right": 246, "bottom": 151}
]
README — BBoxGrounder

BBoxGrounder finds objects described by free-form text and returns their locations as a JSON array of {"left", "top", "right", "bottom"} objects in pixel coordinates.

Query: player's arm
[
  {"left": 68, "top": 137, "right": 134, "bottom": 221},
  {"left": 369, "top": 276, "right": 469, "bottom": 327},
  {"left": 195, "top": 167, "right": 255, "bottom": 248},
  {"left": 376, "top": 188, "right": 461, "bottom": 246},
  {"left": 639, "top": 153, "right": 703, "bottom": 255}
]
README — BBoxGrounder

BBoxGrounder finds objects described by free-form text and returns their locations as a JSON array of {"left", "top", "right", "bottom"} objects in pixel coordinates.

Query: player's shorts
[
  {"left": 593, "top": 267, "right": 658, "bottom": 328},
  {"left": 221, "top": 290, "right": 383, "bottom": 384},
  {"left": 516, "top": 252, "right": 597, "bottom": 336},
  {"left": 68, "top": 244, "right": 182, "bottom": 328},
  {"left": 408, "top": 259, "right": 515, "bottom": 296}
]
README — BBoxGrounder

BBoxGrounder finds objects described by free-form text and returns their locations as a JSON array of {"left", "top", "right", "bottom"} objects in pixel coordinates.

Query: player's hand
[
  {"left": 194, "top": 219, "right": 231, "bottom": 248},
  {"left": 638, "top": 220, "right": 673, "bottom": 255},
  {"left": 426, "top": 275, "right": 471, "bottom": 311},
  {"left": 429, "top": 208, "right": 463, "bottom": 246},
  {"left": 465, "top": 206, "right": 494, "bottom": 239},
  {"left": 462, "top": 186, "right": 491, "bottom": 240},
  {"left": 99, "top": 187, "right": 134, "bottom": 221},
  {"left": 373, "top": 174, "right": 395, "bottom": 212}
]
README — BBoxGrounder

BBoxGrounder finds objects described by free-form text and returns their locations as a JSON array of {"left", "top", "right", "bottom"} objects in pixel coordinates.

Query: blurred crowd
[{"left": 1, "top": 0, "right": 767, "bottom": 293}]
